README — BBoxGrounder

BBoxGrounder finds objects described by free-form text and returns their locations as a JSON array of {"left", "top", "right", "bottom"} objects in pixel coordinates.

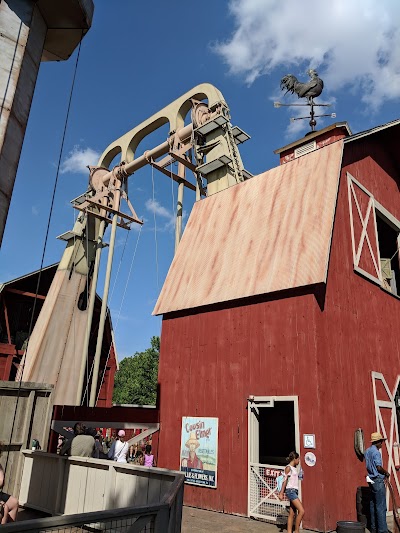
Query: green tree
[{"left": 113, "top": 336, "right": 160, "bottom": 405}]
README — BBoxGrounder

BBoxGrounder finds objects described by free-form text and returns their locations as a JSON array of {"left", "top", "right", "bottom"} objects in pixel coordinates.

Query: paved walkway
[
  {"left": 182, "top": 506, "right": 290, "bottom": 533},
  {"left": 182, "top": 507, "right": 397, "bottom": 533}
]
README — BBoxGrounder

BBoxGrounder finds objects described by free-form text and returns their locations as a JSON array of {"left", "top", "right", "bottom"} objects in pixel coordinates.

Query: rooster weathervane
[{"left": 274, "top": 69, "right": 335, "bottom": 132}]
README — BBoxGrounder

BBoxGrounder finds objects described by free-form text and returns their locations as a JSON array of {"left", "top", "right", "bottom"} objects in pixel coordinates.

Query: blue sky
[{"left": 1, "top": 0, "right": 400, "bottom": 359}]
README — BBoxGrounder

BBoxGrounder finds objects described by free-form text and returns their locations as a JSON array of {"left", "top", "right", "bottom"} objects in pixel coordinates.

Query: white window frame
[{"left": 347, "top": 172, "right": 400, "bottom": 295}]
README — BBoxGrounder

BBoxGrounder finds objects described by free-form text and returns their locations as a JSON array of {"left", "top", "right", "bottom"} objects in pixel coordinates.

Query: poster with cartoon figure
[{"left": 180, "top": 417, "right": 218, "bottom": 488}]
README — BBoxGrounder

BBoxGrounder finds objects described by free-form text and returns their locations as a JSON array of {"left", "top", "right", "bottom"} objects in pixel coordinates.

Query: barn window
[
  {"left": 375, "top": 206, "right": 400, "bottom": 296},
  {"left": 347, "top": 172, "right": 400, "bottom": 297}
]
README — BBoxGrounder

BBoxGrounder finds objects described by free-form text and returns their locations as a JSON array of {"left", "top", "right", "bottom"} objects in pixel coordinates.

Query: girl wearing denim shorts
[{"left": 278, "top": 452, "right": 305, "bottom": 533}]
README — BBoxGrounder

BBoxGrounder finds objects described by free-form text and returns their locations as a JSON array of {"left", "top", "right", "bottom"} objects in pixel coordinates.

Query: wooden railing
[{"left": 10, "top": 450, "right": 184, "bottom": 532}]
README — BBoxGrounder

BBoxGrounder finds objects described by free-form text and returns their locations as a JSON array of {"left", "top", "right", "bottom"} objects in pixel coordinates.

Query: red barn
[
  {"left": 0, "top": 264, "right": 117, "bottom": 407},
  {"left": 154, "top": 119, "right": 400, "bottom": 531}
]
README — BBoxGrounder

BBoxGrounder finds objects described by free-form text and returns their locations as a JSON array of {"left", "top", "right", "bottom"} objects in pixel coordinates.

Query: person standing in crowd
[
  {"left": 57, "top": 435, "right": 65, "bottom": 454},
  {"left": 60, "top": 423, "right": 95, "bottom": 457},
  {"left": 134, "top": 450, "right": 144, "bottom": 465},
  {"left": 127, "top": 444, "right": 137, "bottom": 463},
  {"left": 278, "top": 451, "right": 305, "bottom": 533},
  {"left": 0, "top": 443, "right": 19, "bottom": 523},
  {"left": 108, "top": 430, "right": 129, "bottom": 463},
  {"left": 365, "top": 432, "right": 390, "bottom": 533},
  {"left": 144, "top": 444, "right": 156, "bottom": 467},
  {"left": 92, "top": 434, "right": 104, "bottom": 459}
]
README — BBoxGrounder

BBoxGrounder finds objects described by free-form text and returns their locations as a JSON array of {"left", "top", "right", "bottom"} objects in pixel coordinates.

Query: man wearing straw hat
[{"left": 364, "top": 432, "right": 390, "bottom": 533}]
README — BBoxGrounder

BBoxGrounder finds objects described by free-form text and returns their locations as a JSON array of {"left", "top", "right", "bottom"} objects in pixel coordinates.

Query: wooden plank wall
[
  {"left": 0, "top": 382, "right": 53, "bottom": 497},
  {"left": 157, "top": 133, "right": 400, "bottom": 531}
]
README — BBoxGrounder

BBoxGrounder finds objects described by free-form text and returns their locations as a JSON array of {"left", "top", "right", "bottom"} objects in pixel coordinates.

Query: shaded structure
[
  {"left": 0, "top": 264, "right": 117, "bottom": 406},
  {"left": 154, "top": 120, "right": 400, "bottom": 531}
]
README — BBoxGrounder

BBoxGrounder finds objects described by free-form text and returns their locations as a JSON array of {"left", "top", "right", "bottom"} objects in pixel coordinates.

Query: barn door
[
  {"left": 347, "top": 173, "right": 381, "bottom": 284},
  {"left": 371, "top": 372, "right": 400, "bottom": 506},
  {"left": 248, "top": 396, "right": 300, "bottom": 522}
]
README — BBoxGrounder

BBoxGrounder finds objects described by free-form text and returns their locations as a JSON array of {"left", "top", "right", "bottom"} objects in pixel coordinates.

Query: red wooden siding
[{"left": 157, "top": 126, "right": 400, "bottom": 531}]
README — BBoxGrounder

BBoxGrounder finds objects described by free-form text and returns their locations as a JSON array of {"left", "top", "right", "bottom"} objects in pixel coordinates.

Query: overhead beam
[
  {"left": 149, "top": 160, "right": 196, "bottom": 191},
  {"left": 5, "top": 288, "right": 46, "bottom": 300}
]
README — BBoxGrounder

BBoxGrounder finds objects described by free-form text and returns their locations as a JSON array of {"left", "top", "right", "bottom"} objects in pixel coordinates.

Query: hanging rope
[
  {"left": 110, "top": 230, "right": 130, "bottom": 302},
  {"left": 389, "top": 245, "right": 400, "bottom": 262},
  {"left": 80, "top": 228, "right": 130, "bottom": 406},
  {"left": 3, "top": 31, "right": 84, "bottom": 476},
  {"left": 171, "top": 159, "right": 175, "bottom": 225},
  {"left": 95, "top": 225, "right": 143, "bottom": 404},
  {"left": 85, "top": 209, "right": 90, "bottom": 405},
  {"left": 151, "top": 163, "right": 160, "bottom": 290}
]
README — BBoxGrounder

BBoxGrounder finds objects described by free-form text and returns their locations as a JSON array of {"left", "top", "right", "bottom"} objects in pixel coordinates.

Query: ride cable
[
  {"left": 80, "top": 228, "right": 130, "bottom": 406},
  {"left": 95, "top": 224, "right": 143, "bottom": 405}
]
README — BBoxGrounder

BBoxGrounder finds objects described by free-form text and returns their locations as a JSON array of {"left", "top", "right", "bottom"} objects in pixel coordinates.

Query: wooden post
[
  {"left": 2, "top": 296, "right": 11, "bottom": 344},
  {"left": 154, "top": 505, "right": 170, "bottom": 532}
]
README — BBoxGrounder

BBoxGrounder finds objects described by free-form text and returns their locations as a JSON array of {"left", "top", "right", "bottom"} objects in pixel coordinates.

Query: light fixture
[
  {"left": 241, "top": 169, "right": 253, "bottom": 180},
  {"left": 231, "top": 126, "right": 251, "bottom": 145},
  {"left": 197, "top": 155, "right": 232, "bottom": 176},
  {"left": 57, "top": 230, "right": 82, "bottom": 242},
  {"left": 70, "top": 194, "right": 87, "bottom": 206},
  {"left": 195, "top": 114, "right": 229, "bottom": 135},
  {"left": 218, "top": 154, "right": 232, "bottom": 165},
  {"left": 214, "top": 115, "right": 229, "bottom": 126}
]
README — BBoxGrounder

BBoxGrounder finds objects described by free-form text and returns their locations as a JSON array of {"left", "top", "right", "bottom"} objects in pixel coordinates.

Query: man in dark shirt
[
  {"left": 364, "top": 432, "right": 390, "bottom": 533},
  {"left": 60, "top": 423, "right": 95, "bottom": 457}
]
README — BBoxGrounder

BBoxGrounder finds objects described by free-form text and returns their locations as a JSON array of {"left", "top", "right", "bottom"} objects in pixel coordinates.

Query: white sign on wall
[
  {"left": 305, "top": 452, "right": 317, "bottom": 467},
  {"left": 180, "top": 417, "right": 218, "bottom": 488},
  {"left": 303, "top": 434, "right": 316, "bottom": 449}
]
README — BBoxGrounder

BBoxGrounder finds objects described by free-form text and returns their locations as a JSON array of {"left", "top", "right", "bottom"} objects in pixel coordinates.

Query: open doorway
[
  {"left": 259, "top": 401, "right": 296, "bottom": 465},
  {"left": 248, "top": 396, "right": 300, "bottom": 522}
]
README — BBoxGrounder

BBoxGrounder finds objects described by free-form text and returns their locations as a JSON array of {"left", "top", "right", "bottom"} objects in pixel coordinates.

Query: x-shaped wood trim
[{"left": 347, "top": 175, "right": 381, "bottom": 282}]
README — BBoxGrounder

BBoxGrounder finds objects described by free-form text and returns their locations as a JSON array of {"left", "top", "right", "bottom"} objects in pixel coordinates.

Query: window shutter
[
  {"left": 347, "top": 173, "right": 381, "bottom": 284},
  {"left": 380, "top": 259, "right": 392, "bottom": 280}
]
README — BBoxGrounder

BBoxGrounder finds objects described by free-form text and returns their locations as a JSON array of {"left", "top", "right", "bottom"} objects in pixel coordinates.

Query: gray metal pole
[
  {"left": 89, "top": 211, "right": 118, "bottom": 407},
  {"left": 76, "top": 218, "right": 105, "bottom": 405}
]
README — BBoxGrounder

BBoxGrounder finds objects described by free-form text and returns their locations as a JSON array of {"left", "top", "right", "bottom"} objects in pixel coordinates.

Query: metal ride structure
[{"left": 21, "top": 83, "right": 251, "bottom": 407}]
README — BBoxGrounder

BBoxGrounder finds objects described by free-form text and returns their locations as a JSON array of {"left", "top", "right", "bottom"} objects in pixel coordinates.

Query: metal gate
[{"left": 249, "top": 462, "right": 289, "bottom": 522}]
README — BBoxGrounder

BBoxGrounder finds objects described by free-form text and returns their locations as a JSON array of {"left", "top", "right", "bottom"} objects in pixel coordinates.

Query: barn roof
[{"left": 154, "top": 139, "right": 344, "bottom": 315}]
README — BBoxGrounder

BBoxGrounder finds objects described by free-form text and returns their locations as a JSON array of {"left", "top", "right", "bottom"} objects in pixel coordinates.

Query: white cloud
[
  {"left": 31, "top": 205, "right": 39, "bottom": 216},
  {"left": 145, "top": 199, "right": 175, "bottom": 231},
  {"left": 215, "top": 0, "right": 400, "bottom": 109},
  {"left": 60, "top": 145, "right": 101, "bottom": 174}
]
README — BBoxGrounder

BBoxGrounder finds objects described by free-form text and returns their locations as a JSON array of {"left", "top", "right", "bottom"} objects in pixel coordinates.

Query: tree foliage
[{"left": 113, "top": 336, "right": 160, "bottom": 406}]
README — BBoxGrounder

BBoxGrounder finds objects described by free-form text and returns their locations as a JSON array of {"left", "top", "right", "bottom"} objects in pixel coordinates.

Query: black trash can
[{"left": 337, "top": 521, "right": 365, "bottom": 533}]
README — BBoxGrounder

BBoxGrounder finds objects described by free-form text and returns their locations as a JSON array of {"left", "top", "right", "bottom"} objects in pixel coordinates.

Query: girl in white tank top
[{"left": 278, "top": 452, "right": 305, "bottom": 533}]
